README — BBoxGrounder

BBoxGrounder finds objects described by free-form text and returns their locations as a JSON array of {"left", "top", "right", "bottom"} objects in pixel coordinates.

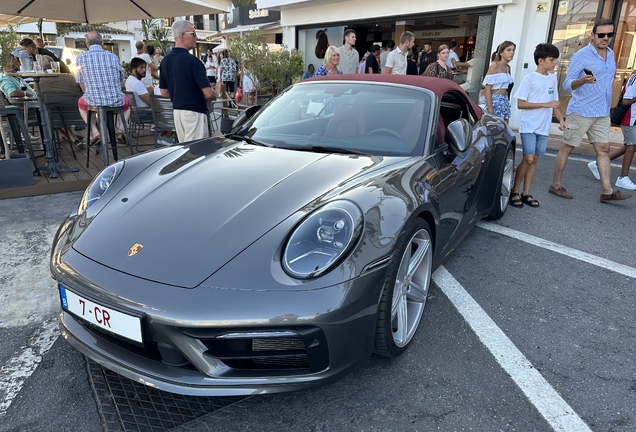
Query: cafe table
[{"left": 5, "top": 72, "right": 79, "bottom": 178}]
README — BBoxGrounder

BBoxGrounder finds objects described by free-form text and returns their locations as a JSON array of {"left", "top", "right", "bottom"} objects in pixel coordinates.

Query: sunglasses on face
[
  {"left": 594, "top": 32, "right": 615, "bottom": 39},
  {"left": 184, "top": 31, "right": 197, "bottom": 37}
]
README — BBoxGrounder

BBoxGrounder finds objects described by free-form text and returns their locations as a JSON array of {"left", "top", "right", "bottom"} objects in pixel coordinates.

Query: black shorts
[
  {"left": 208, "top": 76, "right": 217, "bottom": 84},
  {"left": 224, "top": 81, "right": 235, "bottom": 92}
]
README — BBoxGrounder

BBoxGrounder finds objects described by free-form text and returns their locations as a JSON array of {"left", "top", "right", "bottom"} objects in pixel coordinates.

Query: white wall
[
  {"left": 278, "top": 0, "right": 517, "bottom": 26},
  {"left": 496, "top": 0, "right": 555, "bottom": 128}
]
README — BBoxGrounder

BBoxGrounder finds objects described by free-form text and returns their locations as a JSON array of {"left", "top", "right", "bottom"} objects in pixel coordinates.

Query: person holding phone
[{"left": 549, "top": 17, "right": 632, "bottom": 202}]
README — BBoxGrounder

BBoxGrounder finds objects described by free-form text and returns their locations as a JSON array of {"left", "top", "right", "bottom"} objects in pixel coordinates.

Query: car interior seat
[{"left": 324, "top": 104, "right": 366, "bottom": 139}]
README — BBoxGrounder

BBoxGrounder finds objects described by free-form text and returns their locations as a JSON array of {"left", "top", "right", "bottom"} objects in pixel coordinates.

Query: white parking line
[
  {"left": 433, "top": 267, "right": 592, "bottom": 432},
  {"left": 0, "top": 319, "right": 59, "bottom": 417},
  {"left": 477, "top": 222, "right": 636, "bottom": 279}
]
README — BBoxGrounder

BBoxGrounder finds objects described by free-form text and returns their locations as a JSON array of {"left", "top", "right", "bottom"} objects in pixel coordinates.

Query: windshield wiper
[
  {"left": 227, "top": 134, "right": 271, "bottom": 147},
  {"left": 308, "top": 145, "right": 369, "bottom": 155}
]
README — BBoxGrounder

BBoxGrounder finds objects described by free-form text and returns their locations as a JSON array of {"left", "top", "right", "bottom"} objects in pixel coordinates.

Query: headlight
[
  {"left": 78, "top": 161, "right": 123, "bottom": 215},
  {"left": 283, "top": 200, "right": 363, "bottom": 279}
]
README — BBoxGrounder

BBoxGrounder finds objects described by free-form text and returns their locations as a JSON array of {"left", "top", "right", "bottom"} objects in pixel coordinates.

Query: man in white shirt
[
  {"left": 384, "top": 32, "right": 414, "bottom": 75},
  {"left": 125, "top": 57, "right": 152, "bottom": 108},
  {"left": 338, "top": 29, "right": 359, "bottom": 74},
  {"left": 446, "top": 40, "right": 460, "bottom": 69},
  {"left": 132, "top": 40, "right": 153, "bottom": 87}
]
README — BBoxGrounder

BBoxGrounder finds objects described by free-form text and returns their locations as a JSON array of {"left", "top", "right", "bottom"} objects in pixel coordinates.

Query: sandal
[
  {"left": 510, "top": 192, "right": 523, "bottom": 208},
  {"left": 521, "top": 194, "right": 539, "bottom": 208}
]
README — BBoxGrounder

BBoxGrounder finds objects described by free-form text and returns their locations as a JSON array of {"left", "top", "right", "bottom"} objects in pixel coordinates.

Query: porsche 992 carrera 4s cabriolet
[{"left": 51, "top": 75, "right": 515, "bottom": 396}]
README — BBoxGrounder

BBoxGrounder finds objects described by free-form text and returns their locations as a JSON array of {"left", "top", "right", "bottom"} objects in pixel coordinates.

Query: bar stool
[
  {"left": 85, "top": 105, "right": 132, "bottom": 168},
  {"left": 0, "top": 106, "right": 41, "bottom": 176}
]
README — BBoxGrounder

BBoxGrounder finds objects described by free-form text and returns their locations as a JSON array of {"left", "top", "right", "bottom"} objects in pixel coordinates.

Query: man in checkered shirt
[{"left": 76, "top": 31, "right": 130, "bottom": 147}]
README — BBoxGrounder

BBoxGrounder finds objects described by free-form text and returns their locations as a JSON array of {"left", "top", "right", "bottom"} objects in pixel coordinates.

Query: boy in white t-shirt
[{"left": 510, "top": 43, "right": 567, "bottom": 208}]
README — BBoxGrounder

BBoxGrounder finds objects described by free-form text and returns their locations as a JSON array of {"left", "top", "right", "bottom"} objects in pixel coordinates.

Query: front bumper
[{"left": 53, "top": 245, "right": 386, "bottom": 396}]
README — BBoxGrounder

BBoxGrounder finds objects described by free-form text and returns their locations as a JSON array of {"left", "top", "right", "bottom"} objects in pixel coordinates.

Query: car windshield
[{"left": 245, "top": 82, "right": 432, "bottom": 157}]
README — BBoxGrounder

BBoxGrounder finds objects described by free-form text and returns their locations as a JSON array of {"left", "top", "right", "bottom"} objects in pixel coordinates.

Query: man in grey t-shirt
[{"left": 338, "top": 29, "right": 359, "bottom": 74}]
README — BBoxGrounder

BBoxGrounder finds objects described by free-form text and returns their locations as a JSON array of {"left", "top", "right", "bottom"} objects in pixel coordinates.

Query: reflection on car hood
[{"left": 73, "top": 141, "right": 384, "bottom": 288}]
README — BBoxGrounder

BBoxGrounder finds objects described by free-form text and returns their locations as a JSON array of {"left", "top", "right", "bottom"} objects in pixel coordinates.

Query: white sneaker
[
  {"left": 615, "top": 176, "right": 636, "bottom": 190},
  {"left": 588, "top": 161, "right": 600, "bottom": 180}
]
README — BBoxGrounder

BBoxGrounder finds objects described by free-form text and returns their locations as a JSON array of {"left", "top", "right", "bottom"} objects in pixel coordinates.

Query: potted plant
[{"left": 229, "top": 30, "right": 304, "bottom": 100}]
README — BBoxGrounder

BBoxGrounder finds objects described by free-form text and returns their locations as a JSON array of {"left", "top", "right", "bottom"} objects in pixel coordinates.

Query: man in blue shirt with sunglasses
[{"left": 549, "top": 18, "right": 631, "bottom": 202}]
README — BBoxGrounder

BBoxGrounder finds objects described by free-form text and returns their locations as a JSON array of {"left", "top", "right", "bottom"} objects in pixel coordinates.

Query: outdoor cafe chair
[
  {"left": 85, "top": 105, "right": 133, "bottom": 168},
  {"left": 41, "top": 92, "right": 87, "bottom": 161},
  {"left": 124, "top": 91, "right": 154, "bottom": 150},
  {"left": 149, "top": 94, "right": 178, "bottom": 147},
  {"left": 0, "top": 106, "right": 41, "bottom": 176}
]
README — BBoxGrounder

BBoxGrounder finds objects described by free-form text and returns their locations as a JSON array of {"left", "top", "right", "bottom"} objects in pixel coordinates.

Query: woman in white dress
[{"left": 241, "top": 66, "right": 256, "bottom": 107}]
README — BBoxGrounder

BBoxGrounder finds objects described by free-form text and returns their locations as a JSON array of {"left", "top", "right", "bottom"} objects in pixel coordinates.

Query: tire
[
  {"left": 374, "top": 218, "right": 433, "bottom": 358},
  {"left": 487, "top": 146, "right": 515, "bottom": 220}
]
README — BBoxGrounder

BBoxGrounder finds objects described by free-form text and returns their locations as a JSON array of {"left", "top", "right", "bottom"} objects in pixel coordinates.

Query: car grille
[
  {"left": 75, "top": 314, "right": 328, "bottom": 376},
  {"left": 186, "top": 326, "right": 329, "bottom": 374}
]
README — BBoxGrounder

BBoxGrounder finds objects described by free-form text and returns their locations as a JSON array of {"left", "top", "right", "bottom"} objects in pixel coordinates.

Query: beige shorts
[
  {"left": 563, "top": 113, "right": 610, "bottom": 147},
  {"left": 174, "top": 109, "right": 209, "bottom": 143}
]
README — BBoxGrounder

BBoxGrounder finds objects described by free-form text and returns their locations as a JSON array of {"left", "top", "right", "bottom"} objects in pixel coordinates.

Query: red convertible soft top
[{"left": 306, "top": 74, "right": 482, "bottom": 120}]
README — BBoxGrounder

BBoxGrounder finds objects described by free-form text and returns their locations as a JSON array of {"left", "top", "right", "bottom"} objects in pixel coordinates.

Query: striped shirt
[
  {"left": 76, "top": 45, "right": 125, "bottom": 107},
  {"left": 563, "top": 42, "right": 615, "bottom": 117}
]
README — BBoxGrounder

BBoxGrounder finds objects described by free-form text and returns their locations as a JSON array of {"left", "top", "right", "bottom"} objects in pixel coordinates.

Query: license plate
[{"left": 59, "top": 286, "right": 143, "bottom": 343}]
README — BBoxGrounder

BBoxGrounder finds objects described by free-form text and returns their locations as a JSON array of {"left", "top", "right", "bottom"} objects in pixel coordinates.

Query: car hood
[{"left": 73, "top": 141, "right": 390, "bottom": 288}]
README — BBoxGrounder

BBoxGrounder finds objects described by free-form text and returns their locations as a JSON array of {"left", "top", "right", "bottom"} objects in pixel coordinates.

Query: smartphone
[{"left": 583, "top": 68, "right": 594, "bottom": 75}]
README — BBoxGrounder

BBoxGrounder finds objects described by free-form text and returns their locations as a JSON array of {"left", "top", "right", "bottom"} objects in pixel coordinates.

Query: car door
[{"left": 428, "top": 92, "right": 484, "bottom": 257}]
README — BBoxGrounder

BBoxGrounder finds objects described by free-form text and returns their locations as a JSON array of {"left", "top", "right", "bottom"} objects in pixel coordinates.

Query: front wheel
[
  {"left": 486, "top": 146, "right": 515, "bottom": 220},
  {"left": 374, "top": 218, "right": 433, "bottom": 358}
]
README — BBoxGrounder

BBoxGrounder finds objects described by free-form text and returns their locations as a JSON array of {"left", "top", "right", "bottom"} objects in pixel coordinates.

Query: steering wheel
[{"left": 367, "top": 128, "right": 404, "bottom": 141}]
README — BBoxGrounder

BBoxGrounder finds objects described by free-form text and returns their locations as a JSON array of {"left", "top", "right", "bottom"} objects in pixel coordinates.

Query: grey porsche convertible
[{"left": 51, "top": 75, "right": 515, "bottom": 396}]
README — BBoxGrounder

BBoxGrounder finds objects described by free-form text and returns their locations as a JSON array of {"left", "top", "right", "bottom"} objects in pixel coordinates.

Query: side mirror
[
  {"left": 66, "top": 59, "right": 71, "bottom": 65},
  {"left": 445, "top": 118, "right": 471, "bottom": 154},
  {"left": 230, "top": 105, "right": 261, "bottom": 133}
]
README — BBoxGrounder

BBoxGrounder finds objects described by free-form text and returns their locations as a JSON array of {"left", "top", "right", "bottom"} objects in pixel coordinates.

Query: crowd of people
[
  {"left": 299, "top": 23, "right": 634, "bottom": 204},
  {"left": 1, "top": 19, "right": 634, "bottom": 201}
]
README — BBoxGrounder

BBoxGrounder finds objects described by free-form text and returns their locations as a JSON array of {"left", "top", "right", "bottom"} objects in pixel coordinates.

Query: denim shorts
[{"left": 520, "top": 133, "right": 548, "bottom": 155}]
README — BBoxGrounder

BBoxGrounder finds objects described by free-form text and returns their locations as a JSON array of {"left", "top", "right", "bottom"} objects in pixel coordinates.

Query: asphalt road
[{"left": 0, "top": 149, "right": 634, "bottom": 432}]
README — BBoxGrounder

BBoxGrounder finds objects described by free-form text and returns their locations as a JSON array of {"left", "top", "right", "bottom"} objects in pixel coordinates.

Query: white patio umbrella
[
  {"left": 0, "top": 0, "right": 229, "bottom": 24},
  {"left": 0, "top": 14, "right": 39, "bottom": 25}
]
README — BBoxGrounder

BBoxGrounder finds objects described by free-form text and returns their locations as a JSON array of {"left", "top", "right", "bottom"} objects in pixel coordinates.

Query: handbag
[
  {"left": 235, "top": 86, "right": 243, "bottom": 103},
  {"left": 610, "top": 98, "right": 628, "bottom": 126}
]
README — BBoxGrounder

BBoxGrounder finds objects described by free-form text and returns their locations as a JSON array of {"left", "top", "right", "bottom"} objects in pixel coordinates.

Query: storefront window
[{"left": 615, "top": 1, "right": 636, "bottom": 101}]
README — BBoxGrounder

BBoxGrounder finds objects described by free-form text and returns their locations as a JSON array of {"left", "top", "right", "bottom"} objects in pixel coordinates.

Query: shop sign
[
  {"left": 238, "top": 4, "right": 280, "bottom": 25},
  {"left": 249, "top": 9, "right": 269, "bottom": 20},
  {"left": 419, "top": 27, "right": 465, "bottom": 38}
]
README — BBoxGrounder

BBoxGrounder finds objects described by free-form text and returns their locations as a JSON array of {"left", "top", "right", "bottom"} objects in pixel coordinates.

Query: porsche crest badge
[{"left": 128, "top": 243, "right": 144, "bottom": 257}]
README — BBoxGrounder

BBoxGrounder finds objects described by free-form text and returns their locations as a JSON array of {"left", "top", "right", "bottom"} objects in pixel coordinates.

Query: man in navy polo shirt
[{"left": 160, "top": 20, "right": 215, "bottom": 142}]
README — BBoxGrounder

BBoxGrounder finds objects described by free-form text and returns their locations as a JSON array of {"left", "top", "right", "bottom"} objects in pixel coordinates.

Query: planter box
[{"left": 0, "top": 154, "right": 35, "bottom": 188}]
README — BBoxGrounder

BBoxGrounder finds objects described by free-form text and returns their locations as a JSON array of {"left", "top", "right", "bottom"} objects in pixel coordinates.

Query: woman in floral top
[{"left": 314, "top": 46, "right": 343, "bottom": 77}]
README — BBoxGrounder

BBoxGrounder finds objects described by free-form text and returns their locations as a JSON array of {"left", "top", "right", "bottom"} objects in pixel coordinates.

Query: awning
[
  {"left": 220, "top": 21, "right": 280, "bottom": 35},
  {"left": 211, "top": 39, "right": 226, "bottom": 52}
]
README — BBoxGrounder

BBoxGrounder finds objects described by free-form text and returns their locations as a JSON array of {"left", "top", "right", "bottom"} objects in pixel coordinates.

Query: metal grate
[
  {"left": 252, "top": 337, "right": 306, "bottom": 351},
  {"left": 87, "top": 358, "right": 246, "bottom": 432}
]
